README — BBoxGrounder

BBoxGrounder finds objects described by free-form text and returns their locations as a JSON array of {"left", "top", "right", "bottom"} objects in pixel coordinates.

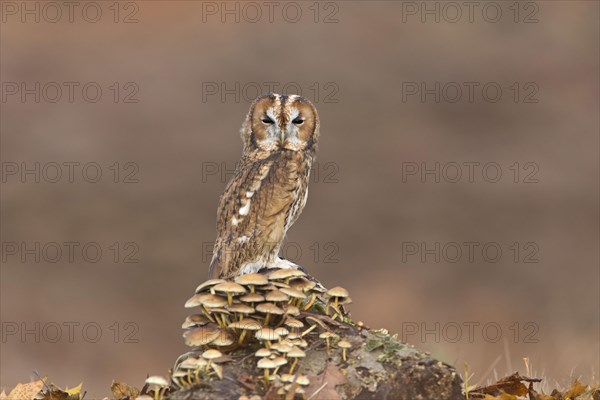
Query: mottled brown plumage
[{"left": 208, "top": 94, "right": 319, "bottom": 279}]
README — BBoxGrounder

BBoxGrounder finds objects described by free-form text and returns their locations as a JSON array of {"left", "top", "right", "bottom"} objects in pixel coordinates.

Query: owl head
[{"left": 241, "top": 93, "right": 319, "bottom": 153}]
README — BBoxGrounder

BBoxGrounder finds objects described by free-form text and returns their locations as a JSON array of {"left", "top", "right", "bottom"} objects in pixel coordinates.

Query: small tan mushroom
[
  {"left": 235, "top": 273, "right": 269, "bottom": 292},
  {"left": 280, "top": 286, "right": 306, "bottom": 301},
  {"left": 211, "top": 330, "right": 235, "bottom": 347},
  {"left": 145, "top": 376, "right": 169, "bottom": 400},
  {"left": 195, "top": 279, "right": 226, "bottom": 294},
  {"left": 265, "top": 289, "right": 289, "bottom": 303},
  {"left": 267, "top": 268, "right": 306, "bottom": 282},
  {"left": 288, "top": 347, "right": 306, "bottom": 373},
  {"left": 284, "top": 317, "right": 304, "bottom": 329},
  {"left": 256, "top": 302, "right": 284, "bottom": 325},
  {"left": 271, "top": 356, "right": 288, "bottom": 375},
  {"left": 226, "top": 303, "right": 255, "bottom": 316},
  {"left": 213, "top": 281, "right": 247, "bottom": 306},
  {"left": 338, "top": 339, "right": 351, "bottom": 361},
  {"left": 181, "top": 314, "right": 210, "bottom": 329},
  {"left": 289, "top": 277, "right": 316, "bottom": 292},
  {"left": 257, "top": 357, "right": 277, "bottom": 385},
  {"left": 326, "top": 286, "right": 350, "bottom": 315},
  {"left": 202, "top": 349, "right": 222, "bottom": 373},
  {"left": 229, "top": 317, "right": 262, "bottom": 343},
  {"left": 283, "top": 304, "right": 300, "bottom": 316},
  {"left": 296, "top": 375, "right": 310, "bottom": 386},
  {"left": 319, "top": 331, "right": 339, "bottom": 353},
  {"left": 239, "top": 292, "right": 265, "bottom": 305},
  {"left": 255, "top": 347, "right": 271, "bottom": 358},
  {"left": 274, "top": 327, "right": 289, "bottom": 337},
  {"left": 255, "top": 327, "right": 280, "bottom": 348},
  {"left": 183, "top": 324, "right": 221, "bottom": 347}
]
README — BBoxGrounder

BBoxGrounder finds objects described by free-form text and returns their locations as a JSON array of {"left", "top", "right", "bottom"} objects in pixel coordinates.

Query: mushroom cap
[
  {"left": 284, "top": 318, "right": 304, "bottom": 328},
  {"left": 226, "top": 303, "right": 255, "bottom": 314},
  {"left": 289, "top": 278, "right": 317, "bottom": 292},
  {"left": 211, "top": 330, "right": 235, "bottom": 347},
  {"left": 279, "top": 287, "right": 306, "bottom": 299},
  {"left": 296, "top": 375, "right": 310, "bottom": 386},
  {"left": 319, "top": 331, "right": 339, "bottom": 339},
  {"left": 181, "top": 314, "right": 210, "bottom": 328},
  {"left": 288, "top": 347, "right": 306, "bottom": 358},
  {"left": 255, "top": 327, "right": 280, "bottom": 341},
  {"left": 145, "top": 376, "right": 169, "bottom": 386},
  {"left": 234, "top": 273, "right": 269, "bottom": 286},
  {"left": 280, "top": 374, "right": 295, "bottom": 383},
  {"left": 229, "top": 318, "right": 262, "bottom": 330},
  {"left": 135, "top": 395, "right": 154, "bottom": 400},
  {"left": 257, "top": 358, "right": 277, "bottom": 369},
  {"left": 265, "top": 289, "right": 289, "bottom": 302},
  {"left": 183, "top": 324, "right": 221, "bottom": 346},
  {"left": 210, "top": 307, "right": 231, "bottom": 315},
  {"left": 255, "top": 348, "right": 271, "bottom": 357},
  {"left": 213, "top": 281, "right": 247, "bottom": 294},
  {"left": 327, "top": 286, "right": 350, "bottom": 298},
  {"left": 274, "top": 327, "right": 289, "bottom": 337},
  {"left": 256, "top": 302, "right": 284, "bottom": 315},
  {"left": 287, "top": 332, "right": 301, "bottom": 340},
  {"left": 338, "top": 340, "right": 351, "bottom": 349},
  {"left": 272, "top": 342, "right": 293, "bottom": 353},
  {"left": 180, "top": 357, "right": 206, "bottom": 369},
  {"left": 267, "top": 269, "right": 306, "bottom": 280},
  {"left": 202, "top": 349, "right": 223, "bottom": 360},
  {"left": 283, "top": 305, "right": 300, "bottom": 316},
  {"left": 195, "top": 279, "right": 226, "bottom": 293},
  {"left": 185, "top": 293, "right": 228, "bottom": 308},
  {"left": 271, "top": 356, "right": 288, "bottom": 367},
  {"left": 239, "top": 293, "right": 265, "bottom": 303},
  {"left": 270, "top": 281, "right": 291, "bottom": 289}
]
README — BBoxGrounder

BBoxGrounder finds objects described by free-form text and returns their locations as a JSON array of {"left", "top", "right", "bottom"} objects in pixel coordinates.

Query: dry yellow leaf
[{"left": 7, "top": 378, "right": 46, "bottom": 400}]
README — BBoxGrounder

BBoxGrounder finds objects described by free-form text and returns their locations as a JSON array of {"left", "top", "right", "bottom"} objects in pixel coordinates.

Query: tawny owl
[{"left": 208, "top": 94, "right": 320, "bottom": 279}]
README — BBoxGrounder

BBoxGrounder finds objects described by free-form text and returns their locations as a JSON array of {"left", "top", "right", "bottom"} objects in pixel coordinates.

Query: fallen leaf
[
  {"left": 565, "top": 379, "right": 587, "bottom": 399},
  {"left": 469, "top": 372, "right": 538, "bottom": 398},
  {"left": 110, "top": 381, "right": 140, "bottom": 400},
  {"left": 64, "top": 383, "right": 83, "bottom": 397},
  {"left": 7, "top": 378, "right": 46, "bottom": 400},
  {"left": 304, "top": 362, "right": 346, "bottom": 400}
]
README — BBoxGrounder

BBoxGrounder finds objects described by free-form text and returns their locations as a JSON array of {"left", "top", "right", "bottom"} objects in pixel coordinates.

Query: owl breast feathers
[{"left": 208, "top": 94, "right": 320, "bottom": 279}]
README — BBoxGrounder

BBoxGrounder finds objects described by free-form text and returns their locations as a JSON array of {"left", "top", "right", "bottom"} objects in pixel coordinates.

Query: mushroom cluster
[{"left": 174, "top": 268, "right": 353, "bottom": 395}]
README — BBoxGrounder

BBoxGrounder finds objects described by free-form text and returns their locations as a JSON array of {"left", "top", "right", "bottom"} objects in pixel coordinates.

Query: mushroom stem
[
  {"left": 290, "top": 358, "right": 298, "bottom": 374},
  {"left": 238, "top": 330, "right": 247, "bottom": 344},
  {"left": 342, "top": 348, "right": 347, "bottom": 361},
  {"left": 325, "top": 338, "right": 330, "bottom": 354},
  {"left": 264, "top": 313, "right": 271, "bottom": 326},
  {"left": 200, "top": 306, "right": 215, "bottom": 323},
  {"left": 227, "top": 293, "right": 233, "bottom": 306},
  {"left": 301, "top": 324, "right": 317, "bottom": 337},
  {"left": 263, "top": 368, "right": 270, "bottom": 386},
  {"left": 303, "top": 293, "right": 316, "bottom": 310}
]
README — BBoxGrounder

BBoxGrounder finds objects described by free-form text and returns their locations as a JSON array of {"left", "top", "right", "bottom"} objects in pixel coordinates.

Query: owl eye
[
  {"left": 261, "top": 117, "right": 274, "bottom": 124},
  {"left": 292, "top": 118, "right": 304, "bottom": 126}
]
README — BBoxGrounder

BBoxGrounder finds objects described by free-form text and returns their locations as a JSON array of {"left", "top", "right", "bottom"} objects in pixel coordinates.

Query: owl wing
[{"left": 208, "top": 152, "right": 309, "bottom": 279}]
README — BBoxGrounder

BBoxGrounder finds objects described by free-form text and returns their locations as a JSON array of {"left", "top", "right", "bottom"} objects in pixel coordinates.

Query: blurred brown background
[{"left": 1, "top": 1, "right": 598, "bottom": 397}]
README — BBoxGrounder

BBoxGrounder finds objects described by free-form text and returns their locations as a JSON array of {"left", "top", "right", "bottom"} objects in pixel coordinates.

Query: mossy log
[{"left": 168, "top": 321, "right": 463, "bottom": 400}]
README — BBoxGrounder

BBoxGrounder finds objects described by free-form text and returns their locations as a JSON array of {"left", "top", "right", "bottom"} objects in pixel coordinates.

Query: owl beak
[{"left": 280, "top": 130, "right": 286, "bottom": 144}]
